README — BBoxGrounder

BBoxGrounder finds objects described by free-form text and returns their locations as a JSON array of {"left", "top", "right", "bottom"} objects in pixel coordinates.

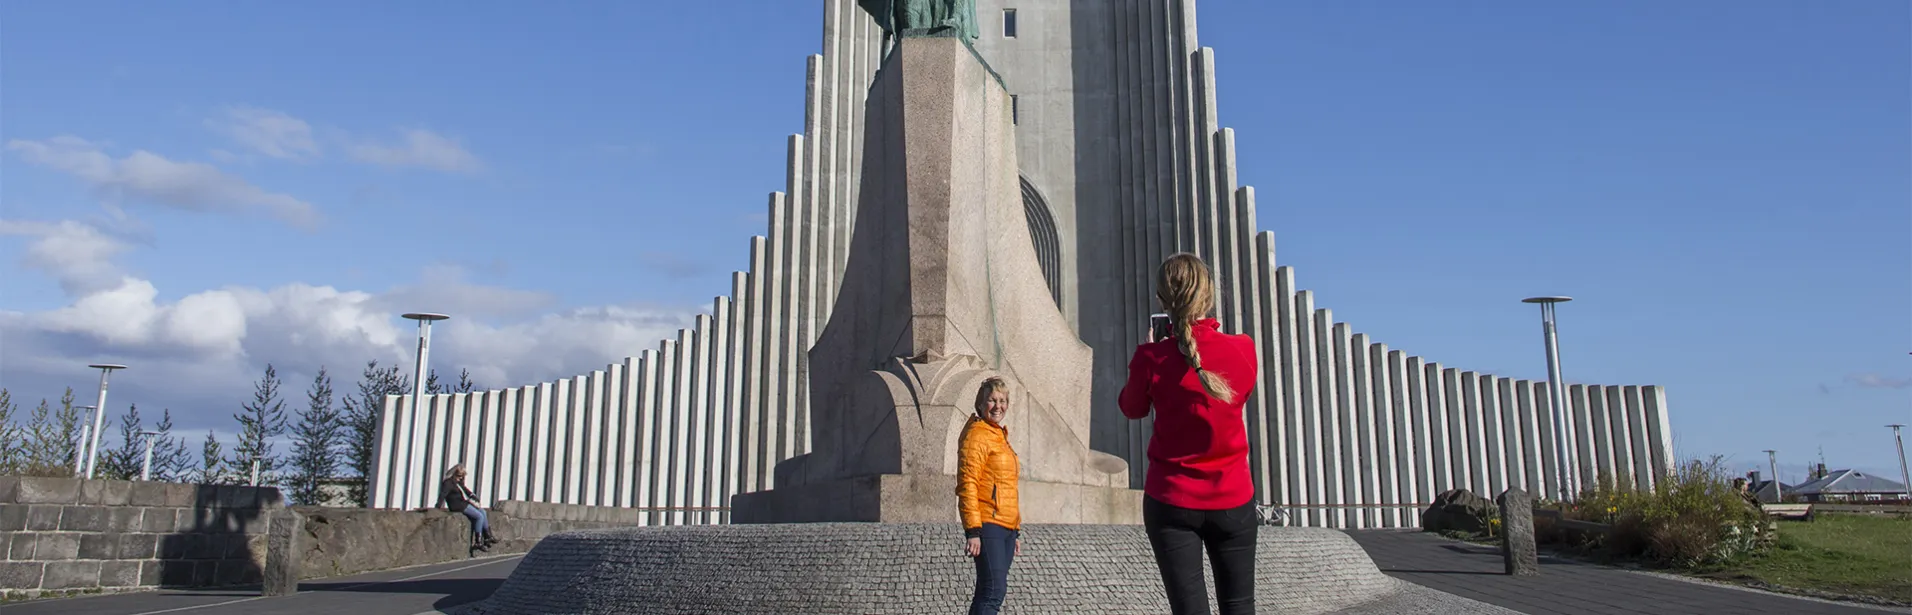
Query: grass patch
[{"left": 1695, "top": 513, "right": 1912, "bottom": 603}]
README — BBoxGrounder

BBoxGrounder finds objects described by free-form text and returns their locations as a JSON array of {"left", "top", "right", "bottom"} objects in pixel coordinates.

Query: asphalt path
[{"left": 1, "top": 554, "right": 521, "bottom": 615}]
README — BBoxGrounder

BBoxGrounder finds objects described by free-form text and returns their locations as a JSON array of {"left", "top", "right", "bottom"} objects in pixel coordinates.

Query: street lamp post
[
  {"left": 1889, "top": 425, "right": 1910, "bottom": 501},
  {"left": 82, "top": 363, "right": 126, "bottom": 479},
  {"left": 401, "top": 313, "right": 450, "bottom": 509},
  {"left": 71, "top": 405, "right": 96, "bottom": 477},
  {"left": 1763, "top": 449, "right": 1781, "bottom": 501},
  {"left": 1523, "top": 296, "right": 1577, "bottom": 501},
  {"left": 139, "top": 430, "right": 162, "bottom": 481}
]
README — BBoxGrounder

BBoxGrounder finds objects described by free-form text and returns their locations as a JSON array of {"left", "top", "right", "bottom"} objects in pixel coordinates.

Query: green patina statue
[{"left": 859, "top": 0, "right": 980, "bottom": 42}]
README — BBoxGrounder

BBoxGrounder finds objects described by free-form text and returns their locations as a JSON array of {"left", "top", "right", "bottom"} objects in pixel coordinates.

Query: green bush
[{"left": 1565, "top": 456, "right": 1769, "bottom": 567}]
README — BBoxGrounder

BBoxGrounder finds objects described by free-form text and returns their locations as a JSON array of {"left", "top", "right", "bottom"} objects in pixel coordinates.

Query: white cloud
[
  {"left": 0, "top": 219, "right": 700, "bottom": 434},
  {"left": 1846, "top": 373, "right": 1912, "bottom": 390},
  {"left": 7, "top": 136, "right": 319, "bottom": 228},
  {"left": 347, "top": 129, "right": 482, "bottom": 174},
  {"left": 0, "top": 219, "right": 131, "bottom": 296},
  {"left": 206, "top": 106, "right": 319, "bottom": 160}
]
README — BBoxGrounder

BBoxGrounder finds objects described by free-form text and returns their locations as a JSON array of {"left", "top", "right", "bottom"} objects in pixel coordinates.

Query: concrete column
[
  {"left": 653, "top": 340, "right": 680, "bottom": 525},
  {"left": 421, "top": 394, "right": 450, "bottom": 509},
  {"left": 1314, "top": 309, "right": 1345, "bottom": 527},
  {"left": 1365, "top": 341, "right": 1398, "bottom": 528},
  {"left": 1250, "top": 230, "right": 1282, "bottom": 507},
  {"left": 1387, "top": 350, "right": 1420, "bottom": 527},
  {"left": 1273, "top": 267, "right": 1306, "bottom": 517},
  {"left": 1442, "top": 368, "right": 1470, "bottom": 495},
  {"left": 741, "top": 239, "right": 769, "bottom": 493},
  {"left": 370, "top": 395, "right": 398, "bottom": 508},
  {"left": 672, "top": 330, "right": 697, "bottom": 524},
  {"left": 1576, "top": 384, "right": 1612, "bottom": 489},
  {"left": 1604, "top": 386, "right": 1636, "bottom": 490},
  {"left": 1405, "top": 358, "right": 1437, "bottom": 510},
  {"left": 711, "top": 297, "right": 737, "bottom": 524},
  {"left": 561, "top": 376, "right": 585, "bottom": 504},
  {"left": 617, "top": 358, "right": 641, "bottom": 508},
  {"left": 1496, "top": 378, "right": 1526, "bottom": 497},
  {"left": 1623, "top": 386, "right": 1654, "bottom": 490},
  {"left": 529, "top": 382, "right": 553, "bottom": 503},
  {"left": 1478, "top": 376, "right": 1508, "bottom": 496},
  {"left": 1567, "top": 382, "right": 1599, "bottom": 492},
  {"left": 505, "top": 387, "right": 530, "bottom": 502},
  {"left": 1518, "top": 380, "right": 1551, "bottom": 498},
  {"left": 724, "top": 276, "right": 749, "bottom": 518},
  {"left": 459, "top": 393, "right": 484, "bottom": 494},
  {"left": 761, "top": 192, "right": 791, "bottom": 483},
  {"left": 1424, "top": 362, "right": 1454, "bottom": 493},
  {"left": 603, "top": 363, "right": 628, "bottom": 507},
  {"left": 687, "top": 317, "right": 713, "bottom": 525},
  {"left": 582, "top": 370, "right": 608, "bottom": 507},
  {"left": 634, "top": 349, "right": 661, "bottom": 524},
  {"left": 478, "top": 391, "right": 505, "bottom": 503},
  {"left": 1292, "top": 291, "right": 1324, "bottom": 527},
  {"left": 1462, "top": 373, "right": 1494, "bottom": 496},
  {"left": 1348, "top": 332, "right": 1380, "bottom": 528},
  {"left": 1643, "top": 386, "right": 1674, "bottom": 484}
]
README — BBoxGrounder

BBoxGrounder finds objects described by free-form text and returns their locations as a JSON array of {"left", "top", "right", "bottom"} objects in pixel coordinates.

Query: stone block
[
  {"left": 0, "top": 533, "right": 10, "bottom": 560},
  {"left": 0, "top": 505, "right": 23, "bottom": 532},
  {"left": 82, "top": 479, "right": 134, "bottom": 506},
  {"left": 42, "top": 560, "right": 101, "bottom": 590},
  {"left": 0, "top": 476, "right": 17, "bottom": 503},
  {"left": 15, "top": 478, "right": 81, "bottom": 504},
  {"left": 26, "top": 505, "right": 61, "bottom": 531},
  {"left": 194, "top": 560, "right": 217, "bottom": 586},
  {"left": 110, "top": 507, "right": 144, "bottom": 532},
  {"left": 59, "top": 506, "right": 109, "bottom": 531},
  {"left": 79, "top": 532, "right": 120, "bottom": 559},
  {"left": 37, "top": 533, "right": 80, "bottom": 560},
  {"left": 175, "top": 507, "right": 201, "bottom": 533},
  {"left": 130, "top": 482, "right": 170, "bottom": 507},
  {"left": 100, "top": 560, "right": 142, "bottom": 588},
  {"left": 214, "top": 559, "right": 259, "bottom": 587},
  {"left": 256, "top": 487, "right": 286, "bottom": 509},
  {"left": 8, "top": 534, "right": 34, "bottom": 560},
  {"left": 163, "top": 483, "right": 197, "bottom": 508},
  {"left": 215, "top": 485, "right": 254, "bottom": 509},
  {"left": 141, "top": 507, "right": 175, "bottom": 533},
  {"left": 1498, "top": 488, "right": 1539, "bottom": 576},
  {"left": 158, "top": 560, "right": 196, "bottom": 587},
  {"left": 263, "top": 510, "right": 303, "bottom": 596},
  {"left": 0, "top": 562, "right": 43, "bottom": 590},
  {"left": 137, "top": 560, "right": 163, "bottom": 587},
  {"left": 119, "top": 533, "right": 157, "bottom": 559},
  {"left": 185, "top": 534, "right": 220, "bottom": 560},
  {"left": 219, "top": 534, "right": 249, "bottom": 560},
  {"left": 159, "top": 534, "right": 190, "bottom": 559}
]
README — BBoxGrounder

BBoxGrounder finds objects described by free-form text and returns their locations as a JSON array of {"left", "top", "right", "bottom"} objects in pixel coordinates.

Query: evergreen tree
[
  {"left": 343, "top": 360, "right": 410, "bottom": 506},
  {"left": 226, "top": 364, "right": 288, "bottom": 484},
  {"left": 287, "top": 367, "right": 344, "bottom": 505},
  {"left": 0, "top": 389, "right": 21, "bottom": 474},
  {"left": 198, "top": 431, "right": 224, "bottom": 484},
  {"left": 22, "top": 389, "right": 88, "bottom": 476},
  {"left": 55, "top": 388, "right": 85, "bottom": 471},
  {"left": 426, "top": 368, "right": 444, "bottom": 395},
  {"left": 101, "top": 403, "right": 148, "bottom": 480},
  {"left": 453, "top": 368, "right": 477, "bottom": 394},
  {"left": 150, "top": 410, "right": 192, "bottom": 482}
]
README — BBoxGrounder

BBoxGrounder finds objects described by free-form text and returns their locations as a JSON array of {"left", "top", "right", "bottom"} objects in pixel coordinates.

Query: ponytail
[{"left": 1157, "top": 253, "right": 1236, "bottom": 403}]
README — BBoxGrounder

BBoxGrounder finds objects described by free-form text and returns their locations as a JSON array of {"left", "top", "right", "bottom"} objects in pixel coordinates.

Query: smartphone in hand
[{"left": 1149, "top": 313, "right": 1172, "bottom": 342}]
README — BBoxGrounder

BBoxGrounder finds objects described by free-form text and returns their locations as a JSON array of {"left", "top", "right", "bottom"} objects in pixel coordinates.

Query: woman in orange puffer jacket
[{"left": 956, "top": 376, "right": 1020, "bottom": 615}]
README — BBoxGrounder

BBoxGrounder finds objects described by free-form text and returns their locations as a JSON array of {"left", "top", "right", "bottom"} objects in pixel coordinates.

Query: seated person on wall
[{"left": 442, "top": 464, "right": 497, "bottom": 552}]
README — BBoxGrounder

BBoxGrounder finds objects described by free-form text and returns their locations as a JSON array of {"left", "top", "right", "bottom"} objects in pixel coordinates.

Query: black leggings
[{"left": 1143, "top": 495, "right": 1258, "bottom": 615}]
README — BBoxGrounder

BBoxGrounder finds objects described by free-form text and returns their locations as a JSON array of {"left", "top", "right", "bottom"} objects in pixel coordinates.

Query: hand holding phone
[{"left": 1149, "top": 313, "right": 1172, "bottom": 343}]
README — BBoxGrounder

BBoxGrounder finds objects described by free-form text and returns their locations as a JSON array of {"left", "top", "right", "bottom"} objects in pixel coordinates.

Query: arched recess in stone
[{"left": 1020, "top": 176, "right": 1063, "bottom": 309}]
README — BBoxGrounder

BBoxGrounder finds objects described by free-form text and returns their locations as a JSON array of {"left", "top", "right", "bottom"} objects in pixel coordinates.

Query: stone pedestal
[
  {"left": 262, "top": 509, "right": 303, "bottom": 596},
  {"left": 1497, "top": 488, "right": 1538, "bottom": 576},
  {"left": 731, "top": 34, "right": 1133, "bottom": 524}
]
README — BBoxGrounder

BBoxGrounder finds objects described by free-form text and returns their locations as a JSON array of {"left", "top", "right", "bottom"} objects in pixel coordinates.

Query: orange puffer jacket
[{"left": 956, "top": 415, "right": 1020, "bottom": 536}]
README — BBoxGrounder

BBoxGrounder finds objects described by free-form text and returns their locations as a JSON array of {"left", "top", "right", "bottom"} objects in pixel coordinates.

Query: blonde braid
[{"left": 1156, "top": 253, "right": 1236, "bottom": 403}]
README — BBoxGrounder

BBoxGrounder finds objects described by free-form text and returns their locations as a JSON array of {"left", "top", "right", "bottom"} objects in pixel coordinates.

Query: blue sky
[{"left": 2, "top": 1, "right": 1906, "bottom": 485}]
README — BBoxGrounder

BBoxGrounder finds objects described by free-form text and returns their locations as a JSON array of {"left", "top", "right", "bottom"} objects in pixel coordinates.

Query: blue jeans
[
  {"left": 969, "top": 523, "right": 1018, "bottom": 615},
  {"left": 460, "top": 506, "right": 488, "bottom": 543}
]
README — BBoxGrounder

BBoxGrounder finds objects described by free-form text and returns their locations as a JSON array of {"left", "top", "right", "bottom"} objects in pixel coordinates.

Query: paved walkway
[
  {"left": 1348, "top": 530, "right": 1904, "bottom": 615},
  {"left": 1, "top": 554, "right": 521, "bottom": 615}
]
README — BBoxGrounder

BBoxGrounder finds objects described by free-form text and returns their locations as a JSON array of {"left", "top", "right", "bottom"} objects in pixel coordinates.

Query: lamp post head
[
  {"left": 401, "top": 313, "right": 450, "bottom": 322},
  {"left": 87, "top": 363, "right": 128, "bottom": 371},
  {"left": 1521, "top": 296, "right": 1573, "bottom": 305}
]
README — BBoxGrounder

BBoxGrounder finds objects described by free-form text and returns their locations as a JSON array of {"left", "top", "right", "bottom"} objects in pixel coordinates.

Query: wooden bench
[{"left": 1764, "top": 503, "right": 1814, "bottom": 521}]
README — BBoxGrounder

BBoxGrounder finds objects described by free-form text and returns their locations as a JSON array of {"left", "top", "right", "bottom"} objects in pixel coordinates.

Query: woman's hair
[
  {"left": 1156, "top": 253, "right": 1236, "bottom": 403},
  {"left": 973, "top": 377, "right": 1009, "bottom": 415},
  {"left": 444, "top": 463, "right": 465, "bottom": 482}
]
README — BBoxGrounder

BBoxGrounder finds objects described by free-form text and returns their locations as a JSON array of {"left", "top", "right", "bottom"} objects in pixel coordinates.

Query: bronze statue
[{"left": 859, "top": 0, "right": 980, "bottom": 42}]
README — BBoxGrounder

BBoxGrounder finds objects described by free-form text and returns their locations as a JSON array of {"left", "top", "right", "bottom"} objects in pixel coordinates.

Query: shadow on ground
[{"left": 299, "top": 578, "right": 505, "bottom": 610}]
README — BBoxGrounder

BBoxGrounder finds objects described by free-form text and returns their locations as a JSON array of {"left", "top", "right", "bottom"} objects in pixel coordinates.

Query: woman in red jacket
[{"left": 1119, "top": 252, "right": 1260, "bottom": 615}]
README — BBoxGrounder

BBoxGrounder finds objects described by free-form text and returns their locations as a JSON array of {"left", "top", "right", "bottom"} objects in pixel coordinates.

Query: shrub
[{"left": 1564, "top": 456, "right": 1769, "bottom": 567}]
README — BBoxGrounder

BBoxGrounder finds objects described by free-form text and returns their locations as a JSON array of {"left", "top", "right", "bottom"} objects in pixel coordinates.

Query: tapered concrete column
[
  {"left": 1517, "top": 381, "right": 1550, "bottom": 497},
  {"left": 1293, "top": 291, "right": 1324, "bottom": 527},
  {"left": 617, "top": 359, "right": 641, "bottom": 507},
  {"left": 1316, "top": 311, "right": 1345, "bottom": 527},
  {"left": 635, "top": 349, "right": 661, "bottom": 524},
  {"left": 1603, "top": 387, "right": 1635, "bottom": 489},
  {"left": 528, "top": 382, "right": 553, "bottom": 502},
  {"left": 1474, "top": 374, "right": 1505, "bottom": 497},
  {"left": 1622, "top": 386, "right": 1653, "bottom": 490},
  {"left": 1275, "top": 268, "right": 1307, "bottom": 521},
  {"left": 1643, "top": 386, "right": 1674, "bottom": 483},
  {"left": 504, "top": 388, "right": 529, "bottom": 501},
  {"left": 1330, "top": 322, "right": 1358, "bottom": 528},
  {"left": 421, "top": 394, "right": 450, "bottom": 509},
  {"left": 1498, "top": 379, "right": 1527, "bottom": 495},
  {"left": 742, "top": 239, "right": 769, "bottom": 493},
  {"left": 672, "top": 330, "right": 696, "bottom": 524},
  {"left": 1349, "top": 333, "right": 1381, "bottom": 528},
  {"left": 1423, "top": 362, "right": 1452, "bottom": 493},
  {"left": 1394, "top": 351, "right": 1427, "bottom": 526},
  {"left": 1368, "top": 342, "right": 1399, "bottom": 527},
  {"left": 1442, "top": 368, "right": 1469, "bottom": 494}
]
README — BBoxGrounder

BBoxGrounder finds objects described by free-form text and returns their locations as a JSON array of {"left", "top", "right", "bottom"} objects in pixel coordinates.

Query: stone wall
[
  {"left": 295, "top": 500, "right": 644, "bottom": 580},
  {"left": 0, "top": 476, "right": 284, "bottom": 600}
]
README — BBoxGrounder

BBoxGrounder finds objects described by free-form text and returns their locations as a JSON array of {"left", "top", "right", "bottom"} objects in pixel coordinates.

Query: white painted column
[
  {"left": 421, "top": 394, "right": 450, "bottom": 509},
  {"left": 559, "top": 376, "right": 584, "bottom": 504},
  {"left": 370, "top": 396, "right": 398, "bottom": 508},
  {"left": 529, "top": 382, "right": 554, "bottom": 503},
  {"left": 505, "top": 387, "right": 530, "bottom": 501},
  {"left": 1348, "top": 332, "right": 1381, "bottom": 528},
  {"left": 603, "top": 363, "right": 627, "bottom": 507},
  {"left": 458, "top": 393, "right": 484, "bottom": 493}
]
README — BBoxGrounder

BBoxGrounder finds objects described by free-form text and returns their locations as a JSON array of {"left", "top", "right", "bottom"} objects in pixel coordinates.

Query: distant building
[
  {"left": 1745, "top": 471, "right": 1796, "bottom": 504},
  {"left": 1790, "top": 469, "right": 1909, "bottom": 503}
]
